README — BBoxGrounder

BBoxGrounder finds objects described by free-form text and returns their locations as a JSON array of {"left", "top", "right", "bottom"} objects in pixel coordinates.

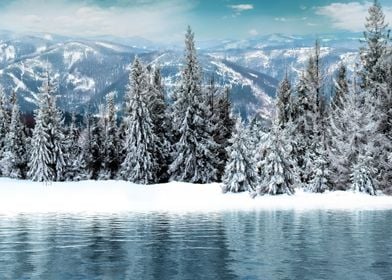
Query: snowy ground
[{"left": 0, "top": 178, "right": 392, "bottom": 214}]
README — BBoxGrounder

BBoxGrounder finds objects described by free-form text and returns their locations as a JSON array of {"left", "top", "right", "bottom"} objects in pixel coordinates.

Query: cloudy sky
[{"left": 0, "top": 0, "right": 391, "bottom": 42}]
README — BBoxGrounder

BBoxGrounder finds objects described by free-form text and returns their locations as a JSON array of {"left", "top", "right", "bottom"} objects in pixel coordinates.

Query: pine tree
[
  {"left": 332, "top": 64, "right": 349, "bottom": 110},
  {"left": 247, "top": 115, "right": 269, "bottom": 152},
  {"left": 147, "top": 67, "right": 170, "bottom": 182},
  {"left": 330, "top": 80, "right": 382, "bottom": 193},
  {"left": 49, "top": 89, "right": 67, "bottom": 181},
  {"left": 329, "top": 65, "right": 351, "bottom": 189},
  {"left": 120, "top": 57, "right": 159, "bottom": 184},
  {"left": 276, "top": 74, "right": 292, "bottom": 129},
  {"left": 27, "top": 98, "right": 54, "bottom": 181},
  {"left": 0, "top": 87, "right": 10, "bottom": 173},
  {"left": 63, "top": 113, "right": 87, "bottom": 181},
  {"left": 28, "top": 74, "right": 66, "bottom": 182},
  {"left": 372, "top": 37, "right": 392, "bottom": 192},
  {"left": 291, "top": 71, "right": 316, "bottom": 184},
  {"left": 169, "top": 26, "right": 219, "bottom": 183},
  {"left": 360, "top": 0, "right": 390, "bottom": 88},
  {"left": 87, "top": 115, "right": 104, "bottom": 180},
  {"left": 214, "top": 87, "right": 235, "bottom": 180},
  {"left": 308, "top": 146, "right": 329, "bottom": 193},
  {"left": 0, "top": 92, "right": 27, "bottom": 178},
  {"left": 351, "top": 154, "right": 376, "bottom": 195},
  {"left": 257, "top": 122, "right": 296, "bottom": 195},
  {"left": 79, "top": 113, "right": 94, "bottom": 180},
  {"left": 291, "top": 41, "right": 329, "bottom": 189},
  {"left": 359, "top": 1, "right": 392, "bottom": 192},
  {"left": 100, "top": 92, "right": 119, "bottom": 179},
  {"left": 222, "top": 120, "right": 259, "bottom": 193}
]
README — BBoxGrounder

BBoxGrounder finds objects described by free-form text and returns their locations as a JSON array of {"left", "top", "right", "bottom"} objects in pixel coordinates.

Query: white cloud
[
  {"left": 316, "top": 1, "right": 392, "bottom": 32},
  {"left": 228, "top": 4, "right": 254, "bottom": 14},
  {"left": 274, "top": 17, "right": 287, "bottom": 22},
  {"left": 0, "top": 0, "right": 195, "bottom": 42},
  {"left": 248, "top": 29, "right": 259, "bottom": 36}
]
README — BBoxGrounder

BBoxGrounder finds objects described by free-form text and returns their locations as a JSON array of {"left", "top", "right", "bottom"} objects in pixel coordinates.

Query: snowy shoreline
[{"left": 0, "top": 178, "right": 392, "bottom": 214}]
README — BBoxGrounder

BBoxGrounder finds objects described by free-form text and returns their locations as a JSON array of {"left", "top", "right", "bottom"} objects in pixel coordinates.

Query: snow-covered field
[{"left": 0, "top": 178, "right": 392, "bottom": 214}]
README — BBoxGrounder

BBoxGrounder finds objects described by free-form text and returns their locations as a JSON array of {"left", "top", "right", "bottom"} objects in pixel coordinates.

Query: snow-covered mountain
[
  {"left": 0, "top": 31, "right": 362, "bottom": 118},
  {"left": 206, "top": 32, "right": 361, "bottom": 81}
]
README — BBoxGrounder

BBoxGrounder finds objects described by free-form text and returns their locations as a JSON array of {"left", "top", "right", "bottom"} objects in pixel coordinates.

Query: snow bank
[{"left": 0, "top": 178, "right": 392, "bottom": 214}]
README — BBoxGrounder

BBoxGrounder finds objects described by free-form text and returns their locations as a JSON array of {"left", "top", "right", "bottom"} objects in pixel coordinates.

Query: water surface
[{"left": 0, "top": 211, "right": 391, "bottom": 280}]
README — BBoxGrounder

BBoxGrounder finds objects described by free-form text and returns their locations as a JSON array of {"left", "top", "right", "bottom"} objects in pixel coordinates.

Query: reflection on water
[{"left": 0, "top": 211, "right": 391, "bottom": 280}]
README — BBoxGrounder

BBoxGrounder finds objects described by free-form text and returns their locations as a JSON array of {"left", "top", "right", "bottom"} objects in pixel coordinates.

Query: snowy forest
[{"left": 0, "top": 0, "right": 390, "bottom": 196}]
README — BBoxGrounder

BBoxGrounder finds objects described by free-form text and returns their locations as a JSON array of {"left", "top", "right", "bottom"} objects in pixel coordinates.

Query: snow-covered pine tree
[
  {"left": 373, "top": 50, "right": 392, "bottom": 192},
  {"left": 374, "top": 42, "right": 392, "bottom": 136},
  {"left": 329, "top": 64, "right": 351, "bottom": 189},
  {"left": 147, "top": 66, "right": 170, "bottom": 182},
  {"left": 291, "top": 71, "right": 316, "bottom": 184},
  {"left": 27, "top": 94, "right": 54, "bottom": 181},
  {"left": 359, "top": 0, "right": 392, "bottom": 192},
  {"left": 291, "top": 41, "right": 329, "bottom": 189},
  {"left": 350, "top": 154, "right": 376, "bottom": 195},
  {"left": 87, "top": 114, "right": 105, "bottom": 180},
  {"left": 332, "top": 64, "right": 349, "bottom": 111},
  {"left": 100, "top": 92, "right": 119, "bottom": 179},
  {"left": 169, "top": 26, "right": 219, "bottom": 183},
  {"left": 0, "top": 91, "right": 27, "bottom": 178},
  {"left": 247, "top": 115, "right": 269, "bottom": 152},
  {"left": 306, "top": 40, "right": 326, "bottom": 147},
  {"left": 308, "top": 144, "right": 330, "bottom": 193},
  {"left": 360, "top": 0, "right": 390, "bottom": 89},
  {"left": 214, "top": 87, "right": 235, "bottom": 180},
  {"left": 276, "top": 74, "right": 292, "bottom": 129},
  {"left": 78, "top": 112, "right": 94, "bottom": 180},
  {"left": 49, "top": 88, "right": 67, "bottom": 181},
  {"left": 120, "top": 57, "right": 159, "bottom": 184},
  {"left": 63, "top": 113, "right": 88, "bottom": 181},
  {"left": 330, "top": 78, "right": 381, "bottom": 193},
  {"left": 222, "top": 119, "right": 259, "bottom": 193},
  {"left": 0, "top": 86, "right": 10, "bottom": 173},
  {"left": 257, "top": 121, "right": 296, "bottom": 195},
  {"left": 28, "top": 73, "right": 67, "bottom": 182}
]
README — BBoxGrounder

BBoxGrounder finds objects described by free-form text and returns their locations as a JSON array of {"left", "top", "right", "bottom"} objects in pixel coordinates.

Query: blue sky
[{"left": 0, "top": 0, "right": 391, "bottom": 42}]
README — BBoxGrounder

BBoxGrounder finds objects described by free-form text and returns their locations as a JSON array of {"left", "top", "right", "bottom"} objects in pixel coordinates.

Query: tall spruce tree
[
  {"left": 291, "top": 41, "right": 330, "bottom": 190},
  {"left": 0, "top": 87, "right": 10, "bottom": 173},
  {"left": 147, "top": 67, "right": 170, "bottom": 182},
  {"left": 330, "top": 80, "right": 380, "bottom": 194},
  {"left": 360, "top": 0, "right": 390, "bottom": 88},
  {"left": 87, "top": 112, "right": 105, "bottom": 179},
  {"left": 64, "top": 113, "right": 88, "bottom": 181},
  {"left": 292, "top": 71, "right": 316, "bottom": 184},
  {"left": 27, "top": 74, "right": 66, "bottom": 182},
  {"left": 359, "top": 0, "right": 392, "bottom": 192},
  {"left": 120, "top": 57, "right": 159, "bottom": 184},
  {"left": 276, "top": 74, "right": 292, "bottom": 129},
  {"left": 351, "top": 154, "right": 377, "bottom": 195},
  {"left": 222, "top": 119, "right": 259, "bottom": 193},
  {"left": 169, "top": 26, "right": 219, "bottom": 183},
  {"left": 100, "top": 92, "right": 119, "bottom": 179},
  {"left": 332, "top": 64, "right": 349, "bottom": 111},
  {"left": 214, "top": 87, "right": 235, "bottom": 180},
  {"left": 257, "top": 121, "right": 297, "bottom": 195},
  {"left": 329, "top": 65, "right": 351, "bottom": 189},
  {"left": 79, "top": 113, "right": 95, "bottom": 179},
  {"left": 0, "top": 92, "right": 27, "bottom": 178}
]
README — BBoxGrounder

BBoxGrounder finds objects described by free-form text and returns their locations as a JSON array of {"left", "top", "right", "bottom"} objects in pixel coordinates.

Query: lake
[{"left": 0, "top": 211, "right": 391, "bottom": 280}]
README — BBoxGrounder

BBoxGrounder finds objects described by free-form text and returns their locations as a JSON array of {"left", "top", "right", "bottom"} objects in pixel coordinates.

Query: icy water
[{"left": 0, "top": 211, "right": 391, "bottom": 280}]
